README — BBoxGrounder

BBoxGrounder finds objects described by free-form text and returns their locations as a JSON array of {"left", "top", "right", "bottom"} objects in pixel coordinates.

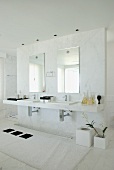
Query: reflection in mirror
[
  {"left": 57, "top": 47, "right": 80, "bottom": 93},
  {"left": 29, "top": 53, "right": 45, "bottom": 92}
]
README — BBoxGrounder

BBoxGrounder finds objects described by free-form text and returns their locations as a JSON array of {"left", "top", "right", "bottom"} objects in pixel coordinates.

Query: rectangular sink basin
[
  {"left": 33, "top": 100, "right": 40, "bottom": 103},
  {"left": 32, "top": 100, "right": 78, "bottom": 105},
  {"left": 50, "top": 101, "right": 78, "bottom": 105}
]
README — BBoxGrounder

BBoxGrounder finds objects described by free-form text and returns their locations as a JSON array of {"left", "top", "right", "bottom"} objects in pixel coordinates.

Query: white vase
[
  {"left": 76, "top": 127, "right": 95, "bottom": 147},
  {"left": 94, "top": 135, "right": 108, "bottom": 149}
]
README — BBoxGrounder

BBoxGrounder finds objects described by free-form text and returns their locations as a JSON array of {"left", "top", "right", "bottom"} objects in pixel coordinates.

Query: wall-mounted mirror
[
  {"left": 29, "top": 53, "right": 45, "bottom": 92},
  {"left": 57, "top": 46, "right": 80, "bottom": 93}
]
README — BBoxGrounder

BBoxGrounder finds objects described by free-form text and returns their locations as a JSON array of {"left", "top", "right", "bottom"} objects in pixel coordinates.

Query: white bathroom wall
[
  {"left": 106, "top": 42, "right": 114, "bottom": 127},
  {"left": 17, "top": 28, "right": 106, "bottom": 97},
  {"left": 17, "top": 28, "right": 106, "bottom": 137},
  {"left": 0, "top": 52, "right": 6, "bottom": 119},
  {"left": 0, "top": 52, "right": 17, "bottom": 118},
  {"left": 0, "top": 52, "right": 6, "bottom": 101},
  {"left": 4, "top": 55, "right": 18, "bottom": 118},
  {"left": 5, "top": 55, "right": 17, "bottom": 98}
]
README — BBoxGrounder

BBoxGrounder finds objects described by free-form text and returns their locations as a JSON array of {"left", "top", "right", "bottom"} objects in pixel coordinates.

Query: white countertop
[{"left": 3, "top": 99, "right": 104, "bottom": 112}]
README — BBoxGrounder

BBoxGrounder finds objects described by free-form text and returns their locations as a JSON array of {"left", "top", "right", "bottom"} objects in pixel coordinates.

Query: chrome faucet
[
  {"left": 63, "top": 95, "right": 67, "bottom": 101},
  {"left": 31, "top": 94, "right": 36, "bottom": 100},
  {"left": 65, "top": 95, "right": 67, "bottom": 101},
  {"left": 34, "top": 94, "right": 36, "bottom": 99}
]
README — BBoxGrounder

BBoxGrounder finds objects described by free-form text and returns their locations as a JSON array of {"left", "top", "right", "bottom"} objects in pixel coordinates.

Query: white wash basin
[
  {"left": 33, "top": 100, "right": 78, "bottom": 105},
  {"left": 33, "top": 100, "right": 40, "bottom": 103},
  {"left": 50, "top": 101, "right": 78, "bottom": 105}
]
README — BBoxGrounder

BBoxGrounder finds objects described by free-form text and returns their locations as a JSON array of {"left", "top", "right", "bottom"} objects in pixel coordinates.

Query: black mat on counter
[
  {"left": 19, "top": 133, "right": 33, "bottom": 139},
  {"left": 7, "top": 98, "right": 29, "bottom": 101},
  {"left": 3, "top": 128, "right": 15, "bottom": 133}
]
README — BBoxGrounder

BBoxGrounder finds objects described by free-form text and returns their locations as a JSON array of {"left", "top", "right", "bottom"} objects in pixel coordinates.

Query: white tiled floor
[{"left": 0, "top": 118, "right": 114, "bottom": 170}]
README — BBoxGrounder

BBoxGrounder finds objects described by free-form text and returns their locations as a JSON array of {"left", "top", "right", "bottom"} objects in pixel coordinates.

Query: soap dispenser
[
  {"left": 91, "top": 93, "right": 95, "bottom": 104},
  {"left": 82, "top": 92, "right": 88, "bottom": 104}
]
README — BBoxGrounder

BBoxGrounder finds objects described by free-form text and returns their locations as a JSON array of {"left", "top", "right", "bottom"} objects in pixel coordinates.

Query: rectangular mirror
[
  {"left": 57, "top": 46, "right": 80, "bottom": 93},
  {"left": 29, "top": 53, "right": 45, "bottom": 92}
]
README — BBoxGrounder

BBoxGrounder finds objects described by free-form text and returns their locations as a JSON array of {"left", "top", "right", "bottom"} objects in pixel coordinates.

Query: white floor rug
[{"left": 0, "top": 125, "right": 90, "bottom": 170}]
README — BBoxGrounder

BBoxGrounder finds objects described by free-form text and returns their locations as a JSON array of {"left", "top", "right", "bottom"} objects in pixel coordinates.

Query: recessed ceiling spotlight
[
  {"left": 36, "top": 39, "right": 39, "bottom": 41},
  {"left": 76, "top": 29, "right": 79, "bottom": 31},
  {"left": 22, "top": 44, "right": 24, "bottom": 45},
  {"left": 54, "top": 34, "right": 57, "bottom": 36},
  {"left": 66, "top": 50, "right": 70, "bottom": 54}
]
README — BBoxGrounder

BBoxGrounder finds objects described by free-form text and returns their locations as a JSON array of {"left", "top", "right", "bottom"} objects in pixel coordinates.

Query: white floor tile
[
  {"left": 0, "top": 152, "right": 9, "bottom": 163},
  {"left": 0, "top": 157, "right": 38, "bottom": 170},
  {"left": 42, "top": 141, "right": 90, "bottom": 170}
]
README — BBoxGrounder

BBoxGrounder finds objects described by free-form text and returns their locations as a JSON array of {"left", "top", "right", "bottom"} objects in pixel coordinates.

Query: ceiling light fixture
[
  {"left": 66, "top": 50, "right": 70, "bottom": 54},
  {"left": 76, "top": 29, "right": 79, "bottom": 31},
  {"left": 54, "top": 34, "right": 57, "bottom": 36}
]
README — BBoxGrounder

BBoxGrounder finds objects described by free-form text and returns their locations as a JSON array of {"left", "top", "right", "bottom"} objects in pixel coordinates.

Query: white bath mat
[{"left": 0, "top": 129, "right": 90, "bottom": 170}]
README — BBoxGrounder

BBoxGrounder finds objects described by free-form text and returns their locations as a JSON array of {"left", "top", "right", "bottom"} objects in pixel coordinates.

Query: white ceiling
[{"left": 0, "top": 0, "right": 114, "bottom": 56}]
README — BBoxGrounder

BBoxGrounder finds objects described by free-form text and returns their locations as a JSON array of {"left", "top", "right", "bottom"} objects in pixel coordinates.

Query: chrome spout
[{"left": 63, "top": 95, "right": 68, "bottom": 101}]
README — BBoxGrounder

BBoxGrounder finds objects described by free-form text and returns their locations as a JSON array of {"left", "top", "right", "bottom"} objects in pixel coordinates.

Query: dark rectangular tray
[{"left": 7, "top": 98, "right": 29, "bottom": 101}]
